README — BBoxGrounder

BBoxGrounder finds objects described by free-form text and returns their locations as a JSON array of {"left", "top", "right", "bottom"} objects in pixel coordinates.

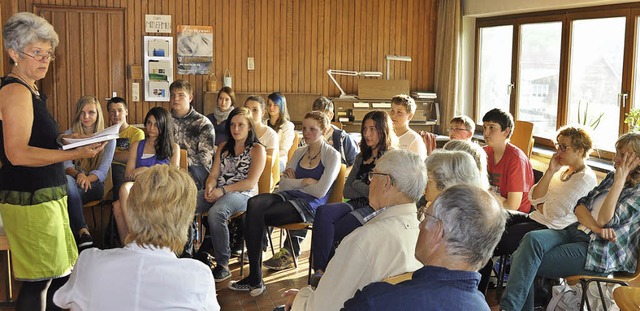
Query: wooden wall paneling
[
  {"left": 280, "top": 0, "right": 287, "bottom": 93},
  {"left": 269, "top": 0, "right": 277, "bottom": 92},
  {"left": 259, "top": 0, "right": 267, "bottom": 92},
  {"left": 238, "top": 0, "right": 245, "bottom": 93},
  {"left": 247, "top": 0, "right": 254, "bottom": 94},
  {"left": 291, "top": 0, "right": 299, "bottom": 93}
]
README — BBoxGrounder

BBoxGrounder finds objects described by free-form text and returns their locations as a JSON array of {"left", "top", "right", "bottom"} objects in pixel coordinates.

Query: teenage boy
[
  {"left": 170, "top": 80, "right": 215, "bottom": 189},
  {"left": 311, "top": 96, "right": 359, "bottom": 167},
  {"left": 420, "top": 115, "right": 476, "bottom": 155},
  {"left": 389, "top": 95, "right": 427, "bottom": 161},
  {"left": 482, "top": 108, "right": 534, "bottom": 212},
  {"left": 108, "top": 97, "right": 144, "bottom": 201}
]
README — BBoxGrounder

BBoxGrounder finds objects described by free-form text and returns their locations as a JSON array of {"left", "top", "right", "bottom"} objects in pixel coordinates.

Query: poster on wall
[
  {"left": 177, "top": 25, "right": 213, "bottom": 75},
  {"left": 144, "top": 36, "right": 173, "bottom": 102}
]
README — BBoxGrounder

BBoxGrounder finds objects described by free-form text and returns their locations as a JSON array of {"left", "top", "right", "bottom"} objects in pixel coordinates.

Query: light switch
[
  {"left": 132, "top": 83, "right": 140, "bottom": 102},
  {"left": 248, "top": 57, "right": 255, "bottom": 70}
]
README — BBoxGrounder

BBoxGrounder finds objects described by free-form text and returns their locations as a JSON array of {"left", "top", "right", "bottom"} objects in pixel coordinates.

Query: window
[{"left": 475, "top": 4, "right": 639, "bottom": 154}]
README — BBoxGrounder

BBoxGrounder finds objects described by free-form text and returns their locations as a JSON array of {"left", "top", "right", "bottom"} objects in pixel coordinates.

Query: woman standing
[
  {"left": 228, "top": 111, "right": 340, "bottom": 296},
  {"left": 196, "top": 107, "right": 266, "bottom": 282},
  {"left": 113, "top": 106, "right": 180, "bottom": 243},
  {"left": 0, "top": 12, "right": 104, "bottom": 309},
  {"left": 206, "top": 86, "right": 235, "bottom": 146},
  {"left": 266, "top": 92, "right": 295, "bottom": 171},
  {"left": 64, "top": 96, "right": 116, "bottom": 251},
  {"left": 310, "top": 111, "right": 395, "bottom": 281}
]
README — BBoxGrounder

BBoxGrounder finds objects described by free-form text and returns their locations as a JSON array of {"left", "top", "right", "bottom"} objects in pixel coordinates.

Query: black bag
[
  {"left": 102, "top": 211, "right": 121, "bottom": 249},
  {"left": 180, "top": 217, "right": 197, "bottom": 258},
  {"left": 534, "top": 277, "right": 562, "bottom": 308}
]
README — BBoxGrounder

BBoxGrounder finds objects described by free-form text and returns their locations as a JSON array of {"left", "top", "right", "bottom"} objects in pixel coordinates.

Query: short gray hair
[
  {"left": 431, "top": 184, "right": 506, "bottom": 269},
  {"left": 376, "top": 149, "right": 427, "bottom": 201},
  {"left": 443, "top": 140, "right": 489, "bottom": 189},
  {"left": 425, "top": 150, "right": 483, "bottom": 191},
  {"left": 3, "top": 12, "right": 59, "bottom": 54}
]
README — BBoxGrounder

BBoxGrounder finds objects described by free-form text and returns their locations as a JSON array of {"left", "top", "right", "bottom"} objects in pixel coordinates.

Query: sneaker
[
  {"left": 212, "top": 265, "right": 231, "bottom": 283},
  {"left": 228, "top": 279, "right": 265, "bottom": 296},
  {"left": 77, "top": 232, "right": 95, "bottom": 252},
  {"left": 263, "top": 249, "right": 294, "bottom": 271}
]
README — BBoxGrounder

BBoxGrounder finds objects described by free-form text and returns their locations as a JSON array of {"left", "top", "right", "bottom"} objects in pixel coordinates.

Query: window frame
[{"left": 474, "top": 3, "right": 640, "bottom": 160}]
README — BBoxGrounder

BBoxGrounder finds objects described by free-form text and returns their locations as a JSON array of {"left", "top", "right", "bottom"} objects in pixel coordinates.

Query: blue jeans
[
  {"left": 66, "top": 175, "right": 104, "bottom": 237},
  {"left": 189, "top": 165, "right": 210, "bottom": 190},
  {"left": 196, "top": 190, "right": 250, "bottom": 266},
  {"left": 500, "top": 226, "right": 606, "bottom": 311}
]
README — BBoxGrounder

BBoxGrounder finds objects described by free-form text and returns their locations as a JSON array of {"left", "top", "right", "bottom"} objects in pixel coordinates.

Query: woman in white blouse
[
  {"left": 478, "top": 125, "right": 597, "bottom": 294},
  {"left": 244, "top": 95, "right": 279, "bottom": 157},
  {"left": 266, "top": 92, "right": 295, "bottom": 171},
  {"left": 54, "top": 165, "right": 219, "bottom": 310}
]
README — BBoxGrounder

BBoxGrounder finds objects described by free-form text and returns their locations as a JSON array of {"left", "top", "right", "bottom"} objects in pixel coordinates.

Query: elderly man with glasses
[
  {"left": 278, "top": 150, "right": 426, "bottom": 311},
  {"left": 343, "top": 184, "right": 507, "bottom": 311}
]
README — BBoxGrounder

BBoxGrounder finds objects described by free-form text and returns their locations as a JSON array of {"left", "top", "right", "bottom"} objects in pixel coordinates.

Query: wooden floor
[{"left": 0, "top": 206, "right": 503, "bottom": 310}]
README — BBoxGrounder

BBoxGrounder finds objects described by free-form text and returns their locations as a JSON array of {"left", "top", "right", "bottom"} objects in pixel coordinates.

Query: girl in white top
[
  {"left": 244, "top": 95, "right": 279, "bottom": 157},
  {"left": 266, "top": 92, "right": 295, "bottom": 171}
]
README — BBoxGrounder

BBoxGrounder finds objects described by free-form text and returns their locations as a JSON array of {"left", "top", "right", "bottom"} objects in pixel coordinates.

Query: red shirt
[{"left": 484, "top": 143, "right": 534, "bottom": 213}]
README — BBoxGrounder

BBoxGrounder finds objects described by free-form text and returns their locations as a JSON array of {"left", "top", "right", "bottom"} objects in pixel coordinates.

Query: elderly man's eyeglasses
[
  {"left": 19, "top": 50, "right": 55, "bottom": 62},
  {"left": 554, "top": 143, "right": 572, "bottom": 152},
  {"left": 448, "top": 127, "right": 469, "bottom": 133},
  {"left": 367, "top": 171, "right": 391, "bottom": 182}
]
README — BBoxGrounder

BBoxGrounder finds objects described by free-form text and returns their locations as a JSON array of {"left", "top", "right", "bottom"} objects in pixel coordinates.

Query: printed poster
[{"left": 177, "top": 25, "right": 213, "bottom": 75}]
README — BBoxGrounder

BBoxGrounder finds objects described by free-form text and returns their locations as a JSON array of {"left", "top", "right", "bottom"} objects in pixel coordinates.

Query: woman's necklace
[
  {"left": 561, "top": 165, "right": 586, "bottom": 182},
  {"left": 306, "top": 147, "right": 321, "bottom": 165},
  {"left": 8, "top": 72, "right": 39, "bottom": 96}
]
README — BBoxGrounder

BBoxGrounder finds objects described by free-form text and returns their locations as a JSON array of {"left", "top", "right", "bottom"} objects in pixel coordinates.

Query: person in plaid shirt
[{"left": 501, "top": 132, "right": 640, "bottom": 311}]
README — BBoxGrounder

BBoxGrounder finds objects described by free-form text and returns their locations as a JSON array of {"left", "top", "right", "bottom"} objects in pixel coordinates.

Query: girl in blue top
[{"left": 113, "top": 107, "right": 179, "bottom": 243}]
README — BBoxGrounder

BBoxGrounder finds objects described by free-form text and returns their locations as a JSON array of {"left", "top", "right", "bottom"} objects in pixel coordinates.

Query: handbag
[
  {"left": 223, "top": 69, "right": 232, "bottom": 88},
  {"left": 547, "top": 280, "right": 621, "bottom": 311}
]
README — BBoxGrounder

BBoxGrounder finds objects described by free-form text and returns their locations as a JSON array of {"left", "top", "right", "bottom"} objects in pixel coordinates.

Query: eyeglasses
[
  {"left": 448, "top": 127, "right": 469, "bottom": 133},
  {"left": 367, "top": 171, "right": 391, "bottom": 182},
  {"left": 19, "top": 50, "right": 55, "bottom": 62},
  {"left": 417, "top": 206, "right": 441, "bottom": 223},
  {"left": 554, "top": 143, "right": 573, "bottom": 152}
]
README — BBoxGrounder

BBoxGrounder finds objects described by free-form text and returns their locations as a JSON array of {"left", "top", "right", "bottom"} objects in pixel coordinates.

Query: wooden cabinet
[{"left": 332, "top": 98, "right": 440, "bottom": 133}]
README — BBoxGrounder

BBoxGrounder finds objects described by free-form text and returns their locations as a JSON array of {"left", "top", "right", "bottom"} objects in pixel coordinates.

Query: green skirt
[{"left": 0, "top": 186, "right": 78, "bottom": 281}]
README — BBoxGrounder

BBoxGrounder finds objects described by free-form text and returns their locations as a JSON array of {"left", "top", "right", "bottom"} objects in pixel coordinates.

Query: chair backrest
[
  {"left": 271, "top": 152, "right": 281, "bottom": 187},
  {"left": 288, "top": 132, "right": 300, "bottom": 163},
  {"left": 510, "top": 120, "right": 534, "bottom": 158},
  {"left": 328, "top": 164, "right": 347, "bottom": 204},
  {"left": 179, "top": 149, "right": 188, "bottom": 171},
  {"left": 258, "top": 155, "right": 274, "bottom": 194},
  {"left": 383, "top": 272, "right": 413, "bottom": 285},
  {"left": 331, "top": 121, "right": 343, "bottom": 130}
]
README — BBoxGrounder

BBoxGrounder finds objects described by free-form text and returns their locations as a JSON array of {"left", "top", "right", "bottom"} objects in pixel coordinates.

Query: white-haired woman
[
  {"left": 0, "top": 12, "right": 104, "bottom": 308},
  {"left": 55, "top": 166, "right": 220, "bottom": 310}
]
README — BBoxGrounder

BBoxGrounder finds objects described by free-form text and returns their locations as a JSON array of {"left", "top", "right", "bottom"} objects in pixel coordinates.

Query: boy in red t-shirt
[{"left": 482, "top": 108, "right": 534, "bottom": 213}]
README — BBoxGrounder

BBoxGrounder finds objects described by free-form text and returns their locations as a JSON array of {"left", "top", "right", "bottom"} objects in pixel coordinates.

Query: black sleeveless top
[{"left": 0, "top": 77, "right": 66, "bottom": 193}]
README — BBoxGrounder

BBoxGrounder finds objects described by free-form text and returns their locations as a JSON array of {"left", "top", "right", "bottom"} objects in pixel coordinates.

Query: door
[{"left": 36, "top": 6, "right": 126, "bottom": 131}]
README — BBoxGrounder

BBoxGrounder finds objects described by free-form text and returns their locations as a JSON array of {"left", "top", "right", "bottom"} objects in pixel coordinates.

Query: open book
[{"left": 62, "top": 123, "right": 122, "bottom": 150}]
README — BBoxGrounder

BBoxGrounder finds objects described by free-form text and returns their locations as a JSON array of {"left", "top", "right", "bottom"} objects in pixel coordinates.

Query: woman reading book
[{"left": 64, "top": 95, "right": 116, "bottom": 251}]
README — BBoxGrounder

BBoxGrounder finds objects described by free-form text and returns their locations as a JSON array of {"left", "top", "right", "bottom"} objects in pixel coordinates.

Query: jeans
[
  {"left": 196, "top": 190, "right": 250, "bottom": 266},
  {"left": 500, "top": 226, "right": 606, "bottom": 311},
  {"left": 66, "top": 175, "right": 104, "bottom": 237},
  {"left": 478, "top": 214, "right": 547, "bottom": 294},
  {"left": 189, "top": 165, "right": 210, "bottom": 190},
  {"left": 111, "top": 163, "right": 126, "bottom": 201}
]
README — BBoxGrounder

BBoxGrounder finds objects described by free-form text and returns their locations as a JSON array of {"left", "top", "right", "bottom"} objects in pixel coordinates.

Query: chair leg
[
  {"left": 285, "top": 230, "right": 298, "bottom": 269},
  {"left": 239, "top": 240, "right": 245, "bottom": 278},
  {"left": 5, "top": 250, "right": 12, "bottom": 302},
  {"left": 495, "top": 255, "right": 508, "bottom": 300},
  {"left": 307, "top": 244, "right": 313, "bottom": 285},
  {"left": 91, "top": 205, "right": 97, "bottom": 230}
]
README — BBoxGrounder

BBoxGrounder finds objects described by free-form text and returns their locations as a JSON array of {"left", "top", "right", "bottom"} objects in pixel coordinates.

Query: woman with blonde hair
[
  {"left": 54, "top": 165, "right": 220, "bottom": 310},
  {"left": 64, "top": 95, "right": 116, "bottom": 251}
]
